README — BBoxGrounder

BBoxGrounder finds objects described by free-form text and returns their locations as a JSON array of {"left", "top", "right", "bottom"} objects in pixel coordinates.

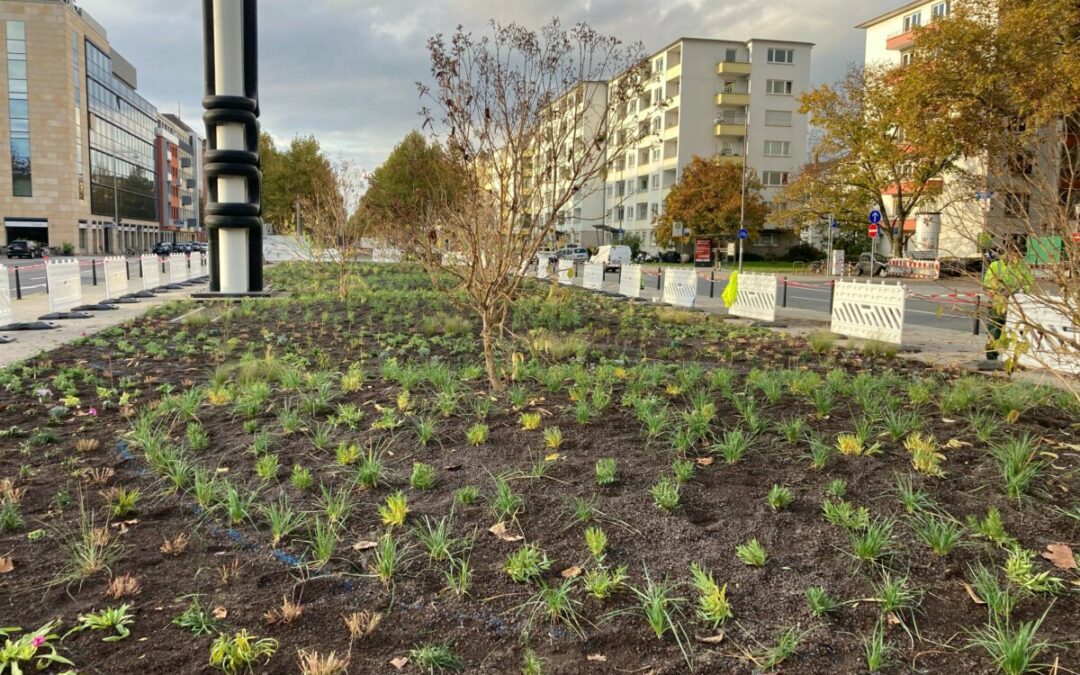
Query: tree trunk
[{"left": 480, "top": 312, "right": 502, "bottom": 391}]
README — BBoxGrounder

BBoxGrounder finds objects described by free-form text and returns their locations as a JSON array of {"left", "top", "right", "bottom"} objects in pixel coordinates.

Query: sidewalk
[{"left": 0, "top": 280, "right": 206, "bottom": 368}]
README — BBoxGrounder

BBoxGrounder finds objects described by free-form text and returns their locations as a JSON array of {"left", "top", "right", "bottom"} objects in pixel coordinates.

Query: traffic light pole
[{"left": 201, "top": 0, "right": 264, "bottom": 294}]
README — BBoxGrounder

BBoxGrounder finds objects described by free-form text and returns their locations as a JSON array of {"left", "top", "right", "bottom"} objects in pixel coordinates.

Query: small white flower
[{"left": 34, "top": 386, "right": 53, "bottom": 400}]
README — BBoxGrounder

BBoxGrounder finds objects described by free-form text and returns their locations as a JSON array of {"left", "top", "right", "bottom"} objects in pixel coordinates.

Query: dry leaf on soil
[
  {"left": 695, "top": 632, "right": 725, "bottom": 644},
  {"left": 212, "top": 606, "right": 228, "bottom": 619},
  {"left": 0, "top": 557, "right": 13, "bottom": 574},
  {"left": 1041, "top": 543, "right": 1077, "bottom": 571},
  {"left": 586, "top": 654, "right": 607, "bottom": 662},
  {"left": 353, "top": 540, "right": 378, "bottom": 551},
  {"left": 696, "top": 457, "right": 714, "bottom": 467},
  {"left": 544, "top": 453, "right": 561, "bottom": 462},
  {"left": 561, "top": 566, "right": 582, "bottom": 578},
  {"left": 390, "top": 656, "right": 409, "bottom": 669},
  {"left": 488, "top": 522, "right": 524, "bottom": 542},
  {"left": 961, "top": 582, "right": 986, "bottom": 605}
]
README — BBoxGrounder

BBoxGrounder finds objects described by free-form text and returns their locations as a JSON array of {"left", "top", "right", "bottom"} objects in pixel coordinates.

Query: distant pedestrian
[{"left": 982, "top": 248, "right": 1033, "bottom": 361}]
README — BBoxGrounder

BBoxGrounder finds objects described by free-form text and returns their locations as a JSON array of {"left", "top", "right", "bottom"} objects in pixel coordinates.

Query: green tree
[
  {"left": 259, "top": 133, "right": 335, "bottom": 231},
  {"left": 362, "top": 131, "right": 467, "bottom": 240},
  {"left": 773, "top": 156, "right": 876, "bottom": 257},
  {"left": 654, "top": 156, "right": 767, "bottom": 248}
]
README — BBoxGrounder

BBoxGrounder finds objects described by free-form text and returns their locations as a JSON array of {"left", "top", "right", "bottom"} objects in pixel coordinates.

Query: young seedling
[
  {"left": 355, "top": 447, "right": 384, "bottom": 489},
  {"left": 825, "top": 478, "right": 847, "bottom": 499},
  {"left": 254, "top": 454, "right": 280, "bottom": 481},
  {"left": 758, "top": 626, "right": 800, "bottom": 671},
  {"left": 671, "top": 459, "right": 695, "bottom": 483},
  {"left": 542, "top": 427, "right": 564, "bottom": 450},
  {"left": 412, "top": 516, "right": 454, "bottom": 562},
  {"left": 873, "top": 573, "right": 922, "bottom": 616},
  {"left": 582, "top": 565, "right": 628, "bottom": 601},
  {"left": 851, "top": 518, "right": 896, "bottom": 562},
  {"left": 369, "top": 534, "right": 399, "bottom": 586},
  {"left": 689, "top": 563, "right": 732, "bottom": 628},
  {"left": 335, "top": 442, "right": 361, "bottom": 466},
  {"left": 407, "top": 644, "right": 463, "bottom": 673},
  {"left": 308, "top": 517, "right": 339, "bottom": 569},
  {"left": 822, "top": 499, "right": 870, "bottom": 531},
  {"left": 910, "top": 512, "right": 964, "bottom": 556},
  {"left": 262, "top": 495, "right": 306, "bottom": 547},
  {"left": 454, "top": 485, "right": 480, "bottom": 506},
  {"left": 650, "top": 476, "right": 681, "bottom": 511},
  {"left": 777, "top": 417, "right": 808, "bottom": 444},
  {"left": 290, "top": 464, "right": 313, "bottom": 491},
  {"left": 894, "top": 472, "right": 932, "bottom": 514},
  {"left": 490, "top": 476, "right": 523, "bottom": 521},
  {"left": 519, "top": 412, "right": 542, "bottom": 430},
  {"left": 595, "top": 458, "right": 617, "bottom": 486},
  {"left": 863, "top": 619, "right": 890, "bottom": 672},
  {"left": 414, "top": 416, "right": 438, "bottom": 446},
  {"left": 172, "top": 595, "right": 218, "bottom": 635},
  {"left": 466, "top": 423, "right": 489, "bottom": 446},
  {"left": 967, "top": 563, "right": 1017, "bottom": 619},
  {"left": 444, "top": 557, "right": 472, "bottom": 598},
  {"left": 520, "top": 579, "right": 585, "bottom": 636},
  {"left": 766, "top": 484, "right": 794, "bottom": 511},
  {"left": 967, "top": 507, "right": 1015, "bottom": 547},
  {"left": 68, "top": 604, "right": 134, "bottom": 642},
  {"left": 805, "top": 586, "right": 837, "bottom": 616},
  {"left": 736, "top": 538, "right": 767, "bottom": 567},
  {"left": 584, "top": 526, "right": 607, "bottom": 561},
  {"left": 209, "top": 630, "right": 279, "bottom": 674},
  {"left": 712, "top": 428, "right": 752, "bottom": 464},
  {"left": 378, "top": 491, "right": 409, "bottom": 527},
  {"left": 106, "top": 487, "right": 141, "bottom": 518},
  {"left": 904, "top": 433, "right": 945, "bottom": 477},
  {"left": 992, "top": 434, "right": 1043, "bottom": 501},
  {"left": 1003, "top": 548, "right": 1064, "bottom": 594},
  {"left": 503, "top": 544, "right": 552, "bottom": 584},
  {"left": 409, "top": 462, "right": 437, "bottom": 490}
]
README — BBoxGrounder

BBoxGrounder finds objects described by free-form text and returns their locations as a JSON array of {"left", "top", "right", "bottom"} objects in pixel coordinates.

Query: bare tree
[
  {"left": 406, "top": 20, "right": 650, "bottom": 389},
  {"left": 298, "top": 159, "right": 372, "bottom": 300}
]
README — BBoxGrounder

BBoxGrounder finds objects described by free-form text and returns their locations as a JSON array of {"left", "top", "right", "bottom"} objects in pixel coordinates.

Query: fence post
[
  {"left": 139, "top": 259, "right": 144, "bottom": 278},
  {"left": 782, "top": 276, "right": 788, "bottom": 308},
  {"left": 656, "top": 267, "right": 662, "bottom": 291},
  {"left": 972, "top": 295, "right": 981, "bottom": 336},
  {"left": 14, "top": 268, "right": 21, "bottom": 300},
  {"left": 709, "top": 271, "right": 715, "bottom": 298},
  {"left": 125, "top": 259, "right": 131, "bottom": 280},
  {"left": 827, "top": 280, "right": 836, "bottom": 314},
  {"left": 91, "top": 260, "right": 97, "bottom": 286}
]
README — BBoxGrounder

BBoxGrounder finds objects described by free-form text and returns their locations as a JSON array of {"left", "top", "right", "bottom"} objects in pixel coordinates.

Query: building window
[
  {"left": 766, "top": 79, "right": 793, "bottom": 95},
  {"left": 7, "top": 22, "right": 31, "bottom": 197},
  {"left": 767, "top": 48, "right": 794, "bottom": 64},
  {"left": 651, "top": 117, "right": 661, "bottom": 133},
  {"left": 637, "top": 203, "right": 649, "bottom": 220},
  {"left": 764, "top": 140, "right": 791, "bottom": 157},
  {"left": 762, "top": 171, "right": 789, "bottom": 187},
  {"left": 1009, "top": 152, "right": 1034, "bottom": 176},
  {"left": 650, "top": 203, "right": 659, "bottom": 218},
  {"left": 724, "top": 47, "right": 739, "bottom": 63},
  {"left": 931, "top": 2, "right": 949, "bottom": 19},
  {"left": 651, "top": 173, "right": 660, "bottom": 189},
  {"left": 754, "top": 232, "right": 779, "bottom": 247},
  {"left": 900, "top": 51, "right": 915, "bottom": 67},
  {"left": 653, "top": 57, "right": 664, "bottom": 73},
  {"left": 1003, "top": 192, "right": 1030, "bottom": 219},
  {"left": 903, "top": 12, "right": 922, "bottom": 32},
  {"left": 652, "top": 147, "right": 661, "bottom": 163},
  {"left": 764, "top": 110, "right": 792, "bottom": 127}
]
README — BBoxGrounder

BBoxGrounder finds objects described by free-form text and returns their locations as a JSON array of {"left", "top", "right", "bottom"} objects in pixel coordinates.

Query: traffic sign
[
  {"left": 868, "top": 223, "right": 879, "bottom": 238},
  {"left": 869, "top": 210, "right": 882, "bottom": 224},
  {"left": 737, "top": 228, "right": 749, "bottom": 240},
  {"left": 830, "top": 218, "right": 839, "bottom": 229}
]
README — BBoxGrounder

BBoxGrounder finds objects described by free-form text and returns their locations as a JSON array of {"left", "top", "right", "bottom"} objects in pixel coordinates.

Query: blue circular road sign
[
  {"left": 869, "top": 210, "right": 882, "bottom": 224},
  {"left": 737, "top": 228, "right": 749, "bottom": 240}
]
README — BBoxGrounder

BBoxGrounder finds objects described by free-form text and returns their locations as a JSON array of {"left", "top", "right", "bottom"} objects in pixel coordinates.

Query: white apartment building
[
  {"left": 598, "top": 37, "right": 813, "bottom": 253},
  {"left": 858, "top": 1, "right": 1073, "bottom": 259}
]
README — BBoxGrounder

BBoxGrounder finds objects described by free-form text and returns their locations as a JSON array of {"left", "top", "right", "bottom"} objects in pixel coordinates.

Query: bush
[{"left": 784, "top": 243, "right": 826, "bottom": 262}]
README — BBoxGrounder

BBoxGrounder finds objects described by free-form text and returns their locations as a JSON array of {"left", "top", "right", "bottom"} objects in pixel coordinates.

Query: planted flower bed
[{"left": 1, "top": 263, "right": 1078, "bottom": 674}]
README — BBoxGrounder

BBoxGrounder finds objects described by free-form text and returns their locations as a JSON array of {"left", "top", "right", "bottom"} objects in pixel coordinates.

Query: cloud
[{"left": 77, "top": 0, "right": 899, "bottom": 169}]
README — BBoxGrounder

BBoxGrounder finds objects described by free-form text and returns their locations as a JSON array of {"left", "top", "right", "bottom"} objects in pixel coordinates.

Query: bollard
[
  {"left": 14, "top": 267, "right": 21, "bottom": 300},
  {"left": 972, "top": 295, "right": 981, "bottom": 336},
  {"left": 125, "top": 259, "right": 131, "bottom": 280},
  {"left": 827, "top": 280, "right": 836, "bottom": 314},
  {"left": 139, "top": 259, "right": 144, "bottom": 278},
  {"left": 91, "top": 260, "right": 97, "bottom": 286},
  {"left": 782, "top": 276, "right": 788, "bottom": 307},
  {"left": 709, "top": 271, "right": 715, "bottom": 298},
  {"left": 657, "top": 267, "right": 662, "bottom": 291}
]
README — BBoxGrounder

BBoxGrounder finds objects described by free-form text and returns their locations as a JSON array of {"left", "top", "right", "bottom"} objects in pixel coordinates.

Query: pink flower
[
  {"left": 88, "top": 407, "right": 98, "bottom": 417},
  {"left": 31, "top": 635, "right": 45, "bottom": 648}
]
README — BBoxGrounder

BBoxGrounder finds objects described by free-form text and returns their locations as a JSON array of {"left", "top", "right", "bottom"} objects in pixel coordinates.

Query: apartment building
[
  {"left": 157, "top": 113, "right": 204, "bottom": 245},
  {"left": 599, "top": 38, "right": 812, "bottom": 253},
  {"left": 0, "top": 0, "right": 200, "bottom": 253},
  {"left": 858, "top": 1, "right": 1074, "bottom": 258}
]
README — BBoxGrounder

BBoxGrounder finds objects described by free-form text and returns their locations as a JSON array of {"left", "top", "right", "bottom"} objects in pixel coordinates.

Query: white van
[{"left": 590, "top": 245, "right": 632, "bottom": 271}]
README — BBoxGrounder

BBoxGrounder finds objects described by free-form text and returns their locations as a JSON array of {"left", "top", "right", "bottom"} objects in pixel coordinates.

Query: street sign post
[
  {"left": 827, "top": 216, "right": 837, "bottom": 274},
  {"left": 868, "top": 223, "right": 879, "bottom": 238},
  {"left": 737, "top": 228, "right": 749, "bottom": 273},
  {"left": 869, "top": 210, "right": 882, "bottom": 225}
]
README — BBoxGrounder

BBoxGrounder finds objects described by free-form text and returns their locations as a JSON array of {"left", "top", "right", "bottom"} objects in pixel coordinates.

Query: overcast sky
[{"left": 78, "top": 0, "right": 898, "bottom": 170}]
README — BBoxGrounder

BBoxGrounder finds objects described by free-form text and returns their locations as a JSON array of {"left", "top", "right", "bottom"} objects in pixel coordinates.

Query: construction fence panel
[
  {"left": 619, "top": 264, "right": 642, "bottom": 299},
  {"left": 662, "top": 268, "right": 697, "bottom": 308},
  {"left": 730, "top": 272, "right": 777, "bottom": 322},
  {"left": 103, "top": 257, "right": 129, "bottom": 298},
  {"left": 830, "top": 281, "right": 906, "bottom": 344},
  {"left": 582, "top": 263, "right": 605, "bottom": 291},
  {"left": 1008, "top": 294, "right": 1080, "bottom": 375},
  {"left": 0, "top": 266, "right": 11, "bottom": 324},
  {"left": 557, "top": 259, "right": 574, "bottom": 285},
  {"left": 46, "top": 260, "right": 83, "bottom": 314},
  {"left": 170, "top": 255, "right": 189, "bottom": 284},
  {"left": 141, "top": 255, "right": 160, "bottom": 290}
]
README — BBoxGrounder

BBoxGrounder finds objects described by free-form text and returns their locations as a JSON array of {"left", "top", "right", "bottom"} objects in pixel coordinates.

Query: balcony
[
  {"left": 666, "top": 62, "right": 681, "bottom": 79},
  {"left": 715, "top": 153, "right": 743, "bottom": 165},
  {"left": 717, "top": 60, "right": 751, "bottom": 75},
  {"left": 886, "top": 28, "right": 916, "bottom": 50},
  {"left": 714, "top": 123, "right": 746, "bottom": 137},
  {"left": 716, "top": 92, "right": 750, "bottom": 106}
]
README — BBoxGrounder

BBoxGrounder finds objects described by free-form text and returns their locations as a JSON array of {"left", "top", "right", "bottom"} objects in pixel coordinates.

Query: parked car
[
  {"left": 5, "top": 240, "right": 43, "bottom": 259},
  {"left": 658, "top": 250, "right": 682, "bottom": 263},
  {"left": 853, "top": 252, "right": 888, "bottom": 277},
  {"left": 194, "top": 242, "right": 208, "bottom": 253},
  {"left": 590, "top": 245, "right": 632, "bottom": 272},
  {"left": 557, "top": 246, "right": 589, "bottom": 262},
  {"left": 152, "top": 242, "right": 173, "bottom": 256},
  {"left": 939, "top": 256, "right": 982, "bottom": 277}
]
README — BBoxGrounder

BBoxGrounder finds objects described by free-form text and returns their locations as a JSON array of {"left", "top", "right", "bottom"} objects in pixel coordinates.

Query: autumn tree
[
  {"left": 773, "top": 155, "right": 877, "bottom": 257},
  {"left": 799, "top": 66, "right": 964, "bottom": 258},
  {"left": 260, "top": 133, "right": 335, "bottom": 231},
  {"left": 410, "top": 19, "right": 649, "bottom": 389},
  {"left": 362, "top": 131, "right": 468, "bottom": 241},
  {"left": 894, "top": 0, "right": 1079, "bottom": 394},
  {"left": 654, "top": 156, "right": 767, "bottom": 248}
]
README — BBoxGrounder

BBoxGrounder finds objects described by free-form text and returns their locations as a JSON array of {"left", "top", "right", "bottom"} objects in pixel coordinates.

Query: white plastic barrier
[
  {"left": 1008, "top": 294, "right": 1080, "bottom": 375},
  {"left": 662, "top": 268, "right": 697, "bottom": 308},
  {"left": 730, "top": 272, "right": 777, "bottom": 322},
  {"left": 0, "top": 266, "right": 11, "bottom": 324},
  {"left": 141, "top": 255, "right": 160, "bottom": 290},
  {"left": 582, "top": 263, "right": 604, "bottom": 291},
  {"left": 372, "top": 247, "right": 402, "bottom": 263},
  {"left": 45, "top": 259, "right": 83, "bottom": 313},
  {"left": 170, "top": 254, "right": 190, "bottom": 283},
  {"left": 535, "top": 260, "right": 550, "bottom": 280},
  {"left": 619, "top": 264, "right": 642, "bottom": 299},
  {"left": 887, "top": 258, "right": 940, "bottom": 279},
  {"left": 831, "top": 281, "right": 906, "bottom": 344},
  {"left": 103, "top": 257, "right": 129, "bottom": 299},
  {"left": 557, "top": 259, "right": 574, "bottom": 285}
]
